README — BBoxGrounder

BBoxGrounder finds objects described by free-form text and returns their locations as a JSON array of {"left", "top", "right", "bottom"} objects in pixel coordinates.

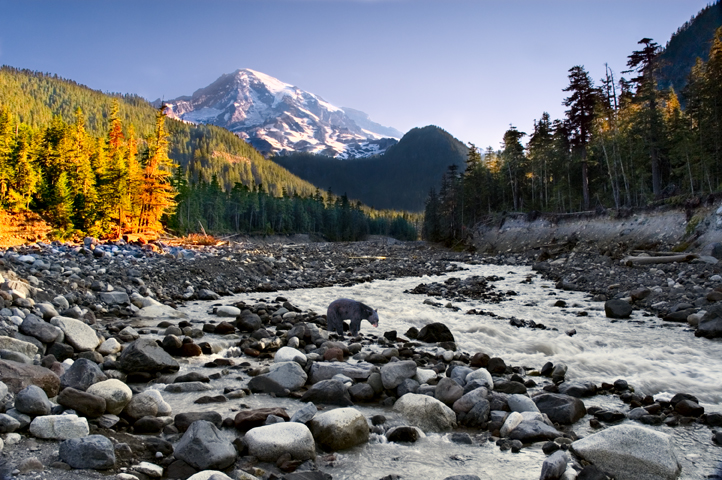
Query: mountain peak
[{"left": 165, "top": 69, "right": 399, "bottom": 158}]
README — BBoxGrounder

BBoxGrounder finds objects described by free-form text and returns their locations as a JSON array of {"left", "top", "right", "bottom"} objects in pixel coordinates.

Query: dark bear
[{"left": 326, "top": 298, "right": 379, "bottom": 336}]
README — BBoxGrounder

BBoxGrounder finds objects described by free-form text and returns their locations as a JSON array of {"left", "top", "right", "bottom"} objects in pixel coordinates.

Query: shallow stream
[{"left": 143, "top": 262, "right": 722, "bottom": 479}]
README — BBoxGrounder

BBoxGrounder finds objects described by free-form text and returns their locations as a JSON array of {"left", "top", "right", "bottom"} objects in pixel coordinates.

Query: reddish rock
[
  {"left": 234, "top": 407, "right": 290, "bottom": 431},
  {"left": 0, "top": 360, "right": 60, "bottom": 397},
  {"left": 214, "top": 322, "right": 236, "bottom": 335},
  {"left": 324, "top": 347, "right": 344, "bottom": 362},
  {"left": 470, "top": 352, "right": 490, "bottom": 368},
  {"left": 179, "top": 343, "right": 202, "bottom": 357}
]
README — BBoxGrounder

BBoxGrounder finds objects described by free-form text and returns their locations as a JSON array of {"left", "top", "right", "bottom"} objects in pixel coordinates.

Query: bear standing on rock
[{"left": 326, "top": 298, "right": 379, "bottom": 336}]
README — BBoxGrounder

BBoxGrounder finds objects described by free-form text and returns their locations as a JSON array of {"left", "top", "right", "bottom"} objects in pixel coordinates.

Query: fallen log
[{"left": 622, "top": 254, "right": 698, "bottom": 266}]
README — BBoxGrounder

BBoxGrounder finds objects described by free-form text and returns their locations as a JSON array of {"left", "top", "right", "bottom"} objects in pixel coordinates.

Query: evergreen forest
[
  {"left": 424, "top": 24, "right": 722, "bottom": 245},
  {"left": 0, "top": 67, "right": 418, "bottom": 241}
]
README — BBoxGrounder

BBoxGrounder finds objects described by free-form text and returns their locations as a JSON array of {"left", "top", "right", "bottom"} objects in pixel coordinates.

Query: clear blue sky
[{"left": 0, "top": 0, "right": 713, "bottom": 149}]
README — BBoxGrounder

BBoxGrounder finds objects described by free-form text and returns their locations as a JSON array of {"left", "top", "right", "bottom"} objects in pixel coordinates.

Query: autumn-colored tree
[{"left": 136, "top": 106, "right": 177, "bottom": 234}]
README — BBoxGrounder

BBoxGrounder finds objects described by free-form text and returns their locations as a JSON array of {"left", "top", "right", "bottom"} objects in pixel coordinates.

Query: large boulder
[
  {"left": 604, "top": 300, "right": 633, "bottom": 319},
  {"left": 60, "top": 358, "right": 107, "bottom": 391},
  {"left": 435, "top": 377, "right": 464, "bottom": 406},
  {"left": 0, "top": 360, "right": 60, "bottom": 397},
  {"left": 308, "top": 407, "right": 369, "bottom": 451},
  {"left": 540, "top": 451, "right": 569, "bottom": 480},
  {"left": 86, "top": 379, "right": 132, "bottom": 415},
  {"left": 174, "top": 420, "right": 237, "bottom": 471},
  {"left": 534, "top": 393, "right": 586, "bottom": 425},
  {"left": 558, "top": 381, "right": 597, "bottom": 398},
  {"left": 50, "top": 316, "right": 100, "bottom": 351},
  {"left": 571, "top": 424, "right": 681, "bottom": 480},
  {"left": 507, "top": 394, "right": 540, "bottom": 414},
  {"left": 29, "top": 414, "right": 89, "bottom": 439},
  {"left": 394, "top": 393, "right": 457, "bottom": 432},
  {"left": 380, "top": 360, "right": 417, "bottom": 390},
  {"left": 59, "top": 435, "right": 116, "bottom": 470},
  {"left": 417, "top": 322, "right": 455, "bottom": 343},
  {"left": 118, "top": 338, "right": 179, "bottom": 374},
  {"left": 300, "top": 379, "right": 353, "bottom": 406},
  {"left": 262, "top": 361, "right": 308, "bottom": 391},
  {"left": 245, "top": 422, "right": 316, "bottom": 462}
]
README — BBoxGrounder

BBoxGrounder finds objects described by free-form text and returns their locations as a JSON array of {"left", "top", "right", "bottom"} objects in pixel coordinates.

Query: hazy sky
[{"left": 0, "top": 0, "right": 713, "bottom": 149}]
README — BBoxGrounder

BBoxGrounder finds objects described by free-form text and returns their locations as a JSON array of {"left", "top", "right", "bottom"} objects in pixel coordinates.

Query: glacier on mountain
[{"left": 164, "top": 69, "right": 400, "bottom": 159}]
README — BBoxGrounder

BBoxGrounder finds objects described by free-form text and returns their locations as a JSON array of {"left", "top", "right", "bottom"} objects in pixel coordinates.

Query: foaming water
[{"left": 173, "top": 262, "right": 722, "bottom": 479}]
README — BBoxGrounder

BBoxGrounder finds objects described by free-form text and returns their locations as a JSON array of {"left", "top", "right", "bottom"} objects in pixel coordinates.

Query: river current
[{"left": 147, "top": 262, "right": 722, "bottom": 479}]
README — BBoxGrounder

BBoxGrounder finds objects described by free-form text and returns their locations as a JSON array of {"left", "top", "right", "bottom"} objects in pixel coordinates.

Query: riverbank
[{"left": 1, "top": 235, "right": 721, "bottom": 480}]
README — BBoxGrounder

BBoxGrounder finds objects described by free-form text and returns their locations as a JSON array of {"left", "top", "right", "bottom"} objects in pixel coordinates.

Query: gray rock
[
  {"left": 435, "top": 377, "right": 464, "bottom": 406},
  {"left": 59, "top": 434, "right": 116, "bottom": 469},
  {"left": 533, "top": 393, "right": 587, "bottom": 425},
  {"left": 174, "top": 420, "right": 237, "bottom": 471},
  {"left": 308, "top": 362, "right": 375, "bottom": 384},
  {"left": 124, "top": 391, "right": 159, "bottom": 420},
  {"left": 0, "top": 336, "right": 38, "bottom": 358},
  {"left": 508, "top": 419, "right": 561, "bottom": 443},
  {"left": 380, "top": 360, "right": 417, "bottom": 390},
  {"left": 19, "top": 314, "right": 62, "bottom": 343},
  {"left": 197, "top": 289, "right": 220, "bottom": 300},
  {"left": 558, "top": 381, "right": 597, "bottom": 397},
  {"left": 393, "top": 393, "right": 457, "bottom": 432},
  {"left": 300, "top": 379, "right": 352, "bottom": 406},
  {"left": 571, "top": 424, "right": 681, "bottom": 480},
  {"left": 29, "top": 414, "right": 89, "bottom": 439},
  {"left": 462, "top": 398, "right": 490, "bottom": 427},
  {"left": 604, "top": 299, "right": 633, "bottom": 319},
  {"left": 99, "top": 291, "right": 130, "bottom": 305},
  {"left": 291, "top": 403, "right": 317, "bottom": 424},
  {"left": 119, "top": 338, "right": 179, "bottom": 374},
  {"left": 174, "top": 412, "right": 223, "bottom": 432},
  {"left": 540, "top": 450, "right": 568, "bottom": 480},
  {"left": 508, "top": 394, "right": 540, "bottom": 413},
  {"left": 309, "top": 407, "right": 369, "bottom": 451},
  {"left": 453, "top": 387, "right": 489, "bottom": 415},
  {"left": 164, "top": 382, "right": 213, "bottom": 393},
  {"left": 247, "top": 375, "right": 290, "bottom": 396},
  {"left": 60, "top": 358, "right": 107, "bottom": 391},
  {"left": 0, "top": 349, "right": 32, "bottom": 364},
  {"left": 0, "top": 413, "right": 21, "bottom": 433},
  {"left": 15, "top": 385, "right": 52, "bottom": 416},
  {"left": 263, "top": 361, "right": 308, "bottom": 391},
  {"left": 697, "top": 304, "right": 722, "bottom": 338},
  {"left": 449, "top": 366, "right": 473, "bottom": 386},
  {"left": 465, "top": 368, "right": 494, "bottom": 389},
  {"left": 245, "top": 422, "right": 315, "bottom": 462},
  {"left": 50, "top": 316, "right": 100, "bottom": 352}
]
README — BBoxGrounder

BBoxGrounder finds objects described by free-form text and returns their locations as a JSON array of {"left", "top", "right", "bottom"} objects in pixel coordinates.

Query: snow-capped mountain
[{"left": 164, "top": 69, "right": 401, "bottom": 159}]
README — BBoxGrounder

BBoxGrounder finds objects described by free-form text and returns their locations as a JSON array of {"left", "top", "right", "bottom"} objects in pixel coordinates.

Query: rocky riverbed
[{"left": 0, "top": 236, "right": 721, "bottom": 480}]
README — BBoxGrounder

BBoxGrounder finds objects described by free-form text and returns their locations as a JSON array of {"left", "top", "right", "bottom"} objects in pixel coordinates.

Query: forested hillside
[
  {"left": 274, "top": 126, "right": 468, "bottom": 212},
  {"left": 424, "top": 24, "right": 722, "bottom": 245},
  {"left": 0, "top": 67, "right": 418, "bottom": 241},
  {"left": 657, "top": 1, "right": 722, "bottom": 95}
]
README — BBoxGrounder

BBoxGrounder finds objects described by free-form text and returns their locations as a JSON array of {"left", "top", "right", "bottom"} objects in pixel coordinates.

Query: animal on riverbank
[{"left": 326, "top": 298, "right": 379, "bottom": 336}]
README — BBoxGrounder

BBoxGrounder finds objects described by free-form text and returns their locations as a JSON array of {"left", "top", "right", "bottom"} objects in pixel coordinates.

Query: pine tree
[
  {"left": 563, "top": 66, "right": 599, "bottom": 210},
  {"left": 0, "top": 106, "right": 15, "bottom": 207},
  {"left": 625, "top": 38, "right": 664, "bottom": 198}
]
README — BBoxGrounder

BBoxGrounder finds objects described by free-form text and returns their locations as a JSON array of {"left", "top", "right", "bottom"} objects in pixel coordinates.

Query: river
[{"left": 152, "top": 262, "right": 721, "bottom": 479}]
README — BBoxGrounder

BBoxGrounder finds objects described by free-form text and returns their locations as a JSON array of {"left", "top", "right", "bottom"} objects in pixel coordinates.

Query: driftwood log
[{"left": 622, "top": 254, "right": 698, "bottom": 266}]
